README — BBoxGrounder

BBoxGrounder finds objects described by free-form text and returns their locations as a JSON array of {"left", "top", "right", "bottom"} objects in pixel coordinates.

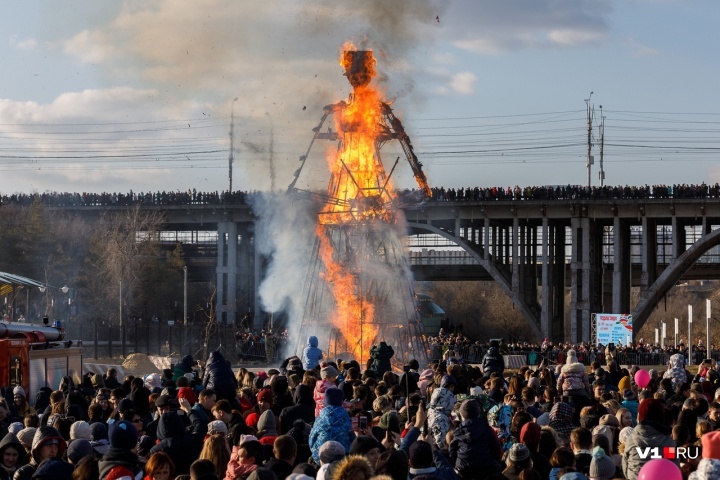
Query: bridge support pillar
[
  {"left": 640, "top": 217, "right": 658, "bottom": 305},
  {"left": 541, "top": 219, "right": 566, "bottom": 343},
  {"left": 613, "top": 218, "right": 631, "bottom": 314},
  {"left": 216, "top": 221, "right": 238, "bottom": 325},
  {"left": 672, "top": 216, "right": 687, "bottom": 260},
  {"left": 570, "top": 218, "right": 602, "bottom": 342}
]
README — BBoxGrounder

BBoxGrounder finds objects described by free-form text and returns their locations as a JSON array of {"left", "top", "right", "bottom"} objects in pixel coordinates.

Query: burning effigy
[{"left": 291, "top": 43, "right": 431, "bottom": 366}]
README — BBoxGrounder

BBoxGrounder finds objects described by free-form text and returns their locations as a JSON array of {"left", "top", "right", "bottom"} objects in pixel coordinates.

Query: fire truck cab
[{"left": 0, "top": 322, "right": 83, "bottom": 404}]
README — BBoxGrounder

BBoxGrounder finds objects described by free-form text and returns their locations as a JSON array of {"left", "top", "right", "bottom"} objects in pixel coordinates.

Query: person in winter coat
[
  {"left": 13, "top": 426, "right": 66, "bottom": 480},
  {"left": 173, "top": 355, "right": 196, "bottom": 382},
  {"left": 278, "top": 384, "right": 315, "bottom": 434},
  {"left": 309, "top": 388, "right": 354, "bottom": 464},
  {"left": 224, "top": 439, "right": 264, "bottom": 480},
  {"left": 202, "top": 350, "right": 239, "bottom": 405},
  {"left": 302, "top": 337, "right": 323, "bottom": 370},
  {"left": 482, "top": 340, "right": 505, "bottom": 376},
  {"left": 622, "top": 398, "right": 676, "bottom": 480},
  {"left": 663, "top": 353, "right": 691, "bottom": 391},
  {"left": 556, "top": 350, "right": 592, "bottom": 398},
  {"left": 256, "top": 410, "right": 278, "bottom": 446},
  {"left": 427, "top": 375, "right": 456, "bottom": 448},
  {"left": 313, "top": 365, "right": 354, "bottom": 418},
  {"left": 448, "top": 399, "right": 503, "bottom": 478},
  {"left": 150, "top": 412, "right": 203, "bottom": 475},
  {"left": 269, "top": 376, "right": 294, "bottom": 419},
  {"left": 369, "top": 342, "right": 394, "bottom": 377},
  {"left": 97, "top": 420, "right": 143, "bottom": 480},
  {"left": 0, "top": 433, "right": 24, "bottom": 480}
]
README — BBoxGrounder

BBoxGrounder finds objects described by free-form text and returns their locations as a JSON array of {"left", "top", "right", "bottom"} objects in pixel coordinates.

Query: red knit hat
[
  {"left": 637, "top": 398, "right": 664, "bottom": 423},
  {"left": 246, "top": 412, "right": 259, "bottom": 429},
  {"left": 257, "top": 388, "right": 273, "bottom": 404},
  {"left": 520, "top": 422, "right": 542, "bottom": 451},
  {"left": 702, "top": 431, "right": 720, "bottom": 459},
  {"left": 176, "top": 386, "right": 196, "bottom": 406}
]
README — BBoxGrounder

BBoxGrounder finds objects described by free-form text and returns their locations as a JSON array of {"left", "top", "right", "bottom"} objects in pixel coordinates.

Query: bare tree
[{"left": 83, "top": 206, "right": 165, "bottom": 323}]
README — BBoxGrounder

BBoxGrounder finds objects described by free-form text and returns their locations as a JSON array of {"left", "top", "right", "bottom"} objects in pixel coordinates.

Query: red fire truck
[{"left": 0, "top": 321, "right": 83, "bottom": 403}]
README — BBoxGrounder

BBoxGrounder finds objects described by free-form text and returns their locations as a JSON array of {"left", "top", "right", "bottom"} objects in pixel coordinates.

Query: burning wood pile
[{"left": 293, "top": 44, "right": 431, "bottom": 366}]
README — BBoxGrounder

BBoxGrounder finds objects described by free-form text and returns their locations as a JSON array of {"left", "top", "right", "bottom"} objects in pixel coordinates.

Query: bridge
[{"left": 34, "top": 195, "right": 720, "bottom": 342}]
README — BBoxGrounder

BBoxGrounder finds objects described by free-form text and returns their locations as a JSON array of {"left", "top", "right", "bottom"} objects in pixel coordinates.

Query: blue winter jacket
[
  {"left": 308, "top": 405, "right": 353, "bottom": 463},
  {"left": 302, "top": 336, "right": 323, "bottom": 370}
]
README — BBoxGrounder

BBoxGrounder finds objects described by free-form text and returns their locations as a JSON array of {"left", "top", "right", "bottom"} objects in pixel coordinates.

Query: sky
[{"left": 1, "top": 0, "right": 720, "bottom": 195}]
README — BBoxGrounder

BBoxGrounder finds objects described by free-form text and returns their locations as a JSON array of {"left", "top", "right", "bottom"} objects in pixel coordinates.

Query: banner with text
[{"left": 596, "top": 313, "right": 633, "bottom": 346}]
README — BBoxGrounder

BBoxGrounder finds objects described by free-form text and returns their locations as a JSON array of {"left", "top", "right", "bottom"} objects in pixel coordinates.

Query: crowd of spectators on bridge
[
  {"left": 404, "top": 183, "right": 720, "bottom": 203},
  {"left": 3, "top": 183, "right": 720, "bottom": 210},
  {"left": 0, "top": 189, "right": 253, "bottom": 207},
  {"left": 428, "top": 328, "right": 719, "bottom": 367},
  {"left": 5, "top": 330, "right": 720, "bottom": 479}
]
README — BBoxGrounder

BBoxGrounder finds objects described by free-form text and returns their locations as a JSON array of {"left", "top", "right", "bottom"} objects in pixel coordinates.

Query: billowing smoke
[{"left": 249, "top": 192, "right": 319, "bottom": 351}]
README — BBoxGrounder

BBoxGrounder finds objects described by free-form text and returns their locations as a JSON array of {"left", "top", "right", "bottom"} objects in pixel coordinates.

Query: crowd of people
[
  {"left": 3, "top": 183, "right": 719, "bottom": 210},
  {"left": 428, "top": 330, "right": 719, "bottom": 367},
  {"left": 2, "top": 335, "right": 720, "bottom": 479}
]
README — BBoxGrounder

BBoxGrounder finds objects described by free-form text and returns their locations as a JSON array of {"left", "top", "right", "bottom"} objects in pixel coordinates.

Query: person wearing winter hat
[
  {"left": 0, "top": 432, "right": 24, "bottom": 479},
  {"left": 302, "top": 336, "right": 324, "bottom": 370},
  {"left": 207, "top": 419, "right": 228, "bottom": 438},
  {"left": 348, "top": 435, "right": 381, "bottom": 469},
  {"left": 448, "top": 399, "right": 503, "bottom": 478},
  {"left": 66, "top": 438, "right": 93, "bottom": 465},
  {"left": 622, "top": 398, "right": 675, "bottom": 480},
  {"left": 15, "top": 427, "right": 36, "bottom": 453},
  {"left": 427, "top": 375, "right": 455, "bottom": 448},
  {"left": 503, "top": 442, "right": 532, "bottom": 479},
  {"left": 69, "top": 420, "right": 92, "bottom": 442},
  {"left": 7, "top": 422, "right": 23, "bottom": 436},
  {"left": 556, "top": 350, "right": 592, "bottom": 402},
  {"left": 589, "top": 445, "right": 616, "bottom": 480},
  {"left": 98, "top": 420, "right": 142, "bottom": 480},
  {"left": 309, "top": 388, "right": 354, "bottom": 464},
  {"left": 520, "top": 422, "right": 551, "bottom": 479},
  {"left": 12, "top": 387, "right": 36, "bottom": 419},
  {"left": 312, "top": 364, "right": 340, "bottom": 418},
  {"left": 90, "top": 421, "right": 110, "bottom": 456},
  {"left": 319, "top": 440, "right": 346, "bottom": 464},
  {"left": 329, "top": 454, "right": 373, "bottom": 480},
  {"left": 256, "top": 410, "right": 278, "bottom": 446},
  {"left": 13, "top": 426, "right": 66, "bottom": 480}
]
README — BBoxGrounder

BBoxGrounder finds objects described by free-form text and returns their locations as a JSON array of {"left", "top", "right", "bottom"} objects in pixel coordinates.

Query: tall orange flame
[{"left": 315, "top": 43, "right": 391, "bottom": 361}]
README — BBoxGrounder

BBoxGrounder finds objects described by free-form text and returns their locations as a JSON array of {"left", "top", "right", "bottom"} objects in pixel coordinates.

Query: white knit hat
[
  {"left": 566, "top": 350, "right": 579, "bottom": 365},
  {"left": 70, "top": 420, "right": 92, "bottom": 441}
]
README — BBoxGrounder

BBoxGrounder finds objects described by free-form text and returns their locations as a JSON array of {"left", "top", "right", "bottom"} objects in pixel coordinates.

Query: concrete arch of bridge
[
  {"left": 407, "top": 222, "right": 542, "bottom": 339},
  {"left": 633, "top": 227, "right": 720, "bottom": 332}
]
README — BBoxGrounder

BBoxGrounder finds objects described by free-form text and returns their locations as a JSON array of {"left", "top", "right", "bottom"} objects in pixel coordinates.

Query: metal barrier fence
[
  {"left": 430, "top": 344, "right": 716, "bottom": 368},
  {"left": 62, "top": 320, "right": 284, "bottom": 362}
]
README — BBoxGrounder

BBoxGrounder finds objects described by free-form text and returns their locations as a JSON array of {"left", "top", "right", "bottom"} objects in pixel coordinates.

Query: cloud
[
  {"left": 9, "top": 35, "right": 39, "bottom": 50},
  {"left": 624, "top": 37, "right": 659, "bottom": 56},
  {"left": 450, "top": 71, "right": 478, "bottom": 94},
  {"left": 446, "top": 0, "right": 613, "bottom": 54}
]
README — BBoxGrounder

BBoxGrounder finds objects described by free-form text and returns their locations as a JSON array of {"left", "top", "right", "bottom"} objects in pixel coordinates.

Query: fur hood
[
  {"left": 331, "top": 454, "right": 373, "bottom": 480},
  {"left": 561, "top": 361, "right": 587, "bottom": 374}
]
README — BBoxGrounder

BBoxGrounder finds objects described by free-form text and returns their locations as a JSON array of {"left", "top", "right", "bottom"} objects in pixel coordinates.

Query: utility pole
[
  {"left": 228, "top": 97, "right": 239, "bottom": 193},
  {"left": 598, "top": 105, "right": 605, "bottom": 187},
  {"left": 585, "top": 92, "right": 594, "bottom": 188}
]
